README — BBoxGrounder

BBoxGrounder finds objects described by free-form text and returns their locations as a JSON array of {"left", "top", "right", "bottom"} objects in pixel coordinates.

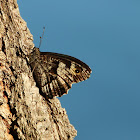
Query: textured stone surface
[{"left": 0, "top": 0, "right": 77, "bottom": 139}]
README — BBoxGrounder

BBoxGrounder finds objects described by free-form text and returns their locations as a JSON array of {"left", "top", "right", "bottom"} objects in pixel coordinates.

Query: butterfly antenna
[{"left": 39, "top": 27, "right": 45, "bottom": 49}]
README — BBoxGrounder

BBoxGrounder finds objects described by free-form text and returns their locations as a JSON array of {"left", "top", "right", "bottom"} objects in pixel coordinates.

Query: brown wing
[{"left": 29, "top": 47, "right": 91, "bottom": 98}]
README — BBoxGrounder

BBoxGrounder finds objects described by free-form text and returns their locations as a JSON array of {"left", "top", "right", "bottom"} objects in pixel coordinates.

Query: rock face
[{"left": 0, "top": 0, "right": 77, "bottom": 139}]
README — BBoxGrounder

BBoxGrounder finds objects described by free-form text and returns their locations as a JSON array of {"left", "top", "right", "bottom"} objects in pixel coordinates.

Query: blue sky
[{"left": 18, "top": 0, "right": 140, "bottom": 139}]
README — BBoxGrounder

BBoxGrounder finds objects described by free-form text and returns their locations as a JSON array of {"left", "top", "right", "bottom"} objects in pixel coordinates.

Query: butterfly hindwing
[{"left": 29, "top": 47, "right": 91, "bottom": 98}]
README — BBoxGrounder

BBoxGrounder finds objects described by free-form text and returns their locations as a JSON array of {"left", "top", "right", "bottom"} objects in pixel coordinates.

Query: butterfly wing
[{"left": 29, "top": 48, "right": 91, "bottom": 98}]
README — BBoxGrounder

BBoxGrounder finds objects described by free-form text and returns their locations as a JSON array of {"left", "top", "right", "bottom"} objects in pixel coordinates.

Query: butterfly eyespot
[{"left": 75, "top": 69, "right": 80, "bottom": 73}]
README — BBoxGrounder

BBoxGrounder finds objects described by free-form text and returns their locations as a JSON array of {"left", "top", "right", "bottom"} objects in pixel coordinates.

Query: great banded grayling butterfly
[{"left": 29, "top": 47, "right": 91, "bottom": 99}]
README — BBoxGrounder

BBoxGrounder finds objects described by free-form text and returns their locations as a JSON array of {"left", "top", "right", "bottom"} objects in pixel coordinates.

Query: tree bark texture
[{"left": 0, "top": 0, "right": 77, "bottom": 139}]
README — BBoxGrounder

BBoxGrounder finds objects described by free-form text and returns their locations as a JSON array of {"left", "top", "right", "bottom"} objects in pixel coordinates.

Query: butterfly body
[{"left": 29, "top": 47, "right": 91, "bottom": 99}]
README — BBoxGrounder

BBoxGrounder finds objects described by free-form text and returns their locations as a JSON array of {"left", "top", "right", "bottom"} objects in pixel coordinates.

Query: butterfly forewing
[{"left": 29, "top": 47, "right": 91, "bottom": 98}]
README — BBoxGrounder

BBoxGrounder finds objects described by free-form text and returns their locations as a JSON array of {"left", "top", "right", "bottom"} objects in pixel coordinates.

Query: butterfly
[{"left": 29, "top": 47, "right": 91, "bottom": 99}]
